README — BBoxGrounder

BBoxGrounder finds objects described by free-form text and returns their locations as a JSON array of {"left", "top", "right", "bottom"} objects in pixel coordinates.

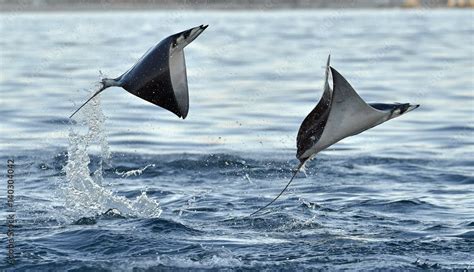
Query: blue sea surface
[{"left": 0, "top": 9, "right": 473, "bottom": 271}]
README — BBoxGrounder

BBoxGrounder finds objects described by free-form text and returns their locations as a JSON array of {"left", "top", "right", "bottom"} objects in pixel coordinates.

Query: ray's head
[
  {"left": 393, "top": 103, "right": 420, "bottom": 119},
  {"left": 370, "top": 103, "right": 420, "bottom": 120},
  {"left": 170, "top": 25, "right": 208, "bottom": 52}
]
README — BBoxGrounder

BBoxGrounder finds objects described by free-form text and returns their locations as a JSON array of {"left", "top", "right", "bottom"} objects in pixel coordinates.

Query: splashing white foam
[
  {"left": 115, "top": 164, "right": 156, "bottom": 178},
  {"left": 61, "top": 87, "right": 162, "bottom": 221}
]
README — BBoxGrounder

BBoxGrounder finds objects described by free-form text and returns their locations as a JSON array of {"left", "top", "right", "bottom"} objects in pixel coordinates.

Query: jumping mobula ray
[
  {"left": 69, "top": 25, "right": 208, "bottom": 119},
  {"left": 250, "top": 55, "right": 419, "bottom": 216}
]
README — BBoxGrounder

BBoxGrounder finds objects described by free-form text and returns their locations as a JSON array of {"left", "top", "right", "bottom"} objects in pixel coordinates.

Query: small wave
[
  {"left": 73, "top": 209, "right": 130, "bottom": 225},
  {"left": 124, "top": 254, "right": 244, "bottom": 270},
  {"left": 299, "top": 199, "right": 322, "bottom": 210},
  {"left": 101, "top": 208, "right": 127, "bottom": 219},
  {"left": 454, "top": 231, "right": 474, "bottom": 240},
  {"left": 175, "top": 207, "right": 220, "bottom": 213},
  {"left": 277, "top": 216, "right": 323, "bottom": 232},
  {"left": 140, "top": 218, "right": 202, "bottom": 235},
  {"left": 412, "top": 258, "right": 441, "bottom": 269},
  {"left": 427, "top": 125, "right": 474, "bottom": 132},
  {"left": 40, "top": 117, "right": 71, "bottom": 125},
  {"left": 434, "top": 172, "right": 474, "bottom": 184},
  {"left": 72, "top": 209, "right": 130, "bottom": 225},
  {"left": 165, "top": 153, "right": 253, "bottom": 170},
  {"left": 223, "top": 213, "right": 297, "bottom": 231},
  {"left": 73, "top": 217, "right": 97, "bottom": 225},
  {"left": 161, "top": 153, "right": 295, "bottom": 181},
  {"left": 387, "top": 199, "right": 427, "bottom": 206},
  {"left": 353, "top": 198, "right": 442, "bottom": 212},
  {"left": 351, "top": 155, "right": 431, "bottom": 167},
  {"left": 423, "top": 224, "right": 449, "bottom": 231}
]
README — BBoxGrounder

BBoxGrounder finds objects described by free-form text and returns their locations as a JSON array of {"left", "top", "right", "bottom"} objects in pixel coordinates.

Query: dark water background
[{"left": 0, "top": 10, "right": 473, "bottom": 271}]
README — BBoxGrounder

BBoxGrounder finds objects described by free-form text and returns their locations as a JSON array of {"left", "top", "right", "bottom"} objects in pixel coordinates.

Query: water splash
[
  {"left": 115, "top": 164, "right": 156, "bottom": 178},
  {"left": 61, "top": 86, "right": 162, "bottom": 221}
]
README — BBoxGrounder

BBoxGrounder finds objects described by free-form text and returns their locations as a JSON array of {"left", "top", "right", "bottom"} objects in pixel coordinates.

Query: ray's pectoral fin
[
  {"left": 120, "top": 48, "right": 189, "bottom": 119},
  {"left": 329, "top": 67, "right": 381, "bottom": 115},
  {"left": 296, "top": 55, "right": 333, "bottom": 161},
  {"left": 168, "top": 49, "right": 189, "bottom": 118},
  {"left": 119, "top": 25, "right": 208, "bottom": 119},
  {"left": 316, "top": 67, "right": 391, "bottom": 143}
]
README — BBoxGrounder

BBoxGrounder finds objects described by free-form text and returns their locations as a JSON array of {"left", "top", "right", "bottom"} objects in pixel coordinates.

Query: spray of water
[
  {"left": 61, "top": 85, "right": 162, "bottom": 221},
  {"left": 115, "top": 164, "right": 156, "bottom": 178}
]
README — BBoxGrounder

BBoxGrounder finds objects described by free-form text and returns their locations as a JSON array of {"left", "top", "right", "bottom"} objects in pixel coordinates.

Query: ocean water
[{"left": 0, "top": 9, "right": 473, "bottom": 271}]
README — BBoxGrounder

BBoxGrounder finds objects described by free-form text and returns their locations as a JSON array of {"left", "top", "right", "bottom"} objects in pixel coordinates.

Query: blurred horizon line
[{"left": 1, "top": 0, "right": 473, "bottom": 12}]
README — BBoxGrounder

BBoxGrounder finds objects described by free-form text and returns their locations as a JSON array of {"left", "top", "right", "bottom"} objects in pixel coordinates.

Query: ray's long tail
[
  {"left": 69, "top": 84, "right": 108, "bottom": 119},
  {"left": 249, "top": 159, "right": 308, "bottom": 217}
]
